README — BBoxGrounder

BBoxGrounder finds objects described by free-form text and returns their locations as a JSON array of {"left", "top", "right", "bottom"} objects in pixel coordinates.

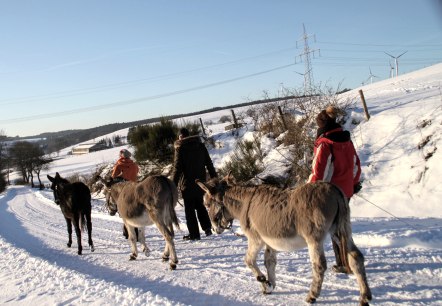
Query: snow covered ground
[{"left": 1, "top": 64, "right": 442, "bottom": 305}]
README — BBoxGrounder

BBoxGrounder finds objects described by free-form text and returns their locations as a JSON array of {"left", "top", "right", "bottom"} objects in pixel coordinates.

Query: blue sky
[{"left": 1, "top": 0, "right": 441, "bottom": 137}]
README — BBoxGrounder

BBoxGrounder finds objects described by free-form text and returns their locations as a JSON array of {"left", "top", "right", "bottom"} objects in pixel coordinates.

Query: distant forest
[{"left": 9, "top": 95, "right": 300, "bottom": 154}]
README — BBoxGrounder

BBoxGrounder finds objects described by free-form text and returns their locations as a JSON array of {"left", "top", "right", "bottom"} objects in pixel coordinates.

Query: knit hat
[
  {"left": 179, "top": 127, "right": 190, "bottom": 138},
  {"left": 325, "top": 105, "right": 338, "bottom": 119},
  {"left": 316, "top": 109, "right": 336, "bottom": 128},
  {"left": 120, "top": 149, "right": 132, "bottom": 158}
]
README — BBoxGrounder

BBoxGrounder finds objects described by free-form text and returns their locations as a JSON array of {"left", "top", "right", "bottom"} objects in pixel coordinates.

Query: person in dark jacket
[
  {"left": 172, "top": 128, "right": 217, "bottom": 241},
  {"left": 308, "top": 106, "right": 362, "bottom": 274}
]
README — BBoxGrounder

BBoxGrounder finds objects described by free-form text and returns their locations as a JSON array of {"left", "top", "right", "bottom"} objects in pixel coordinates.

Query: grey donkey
[
  {"left": 101, "top": 175, "right": 180, "bottom": 270},
  {"left": 196, "top": 175, "right": 372, "bottom": 305}
]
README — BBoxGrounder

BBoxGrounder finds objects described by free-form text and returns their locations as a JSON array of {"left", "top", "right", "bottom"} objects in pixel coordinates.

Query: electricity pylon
[{"left": 295, "top": 24, "right": 320, "bottom": 95}]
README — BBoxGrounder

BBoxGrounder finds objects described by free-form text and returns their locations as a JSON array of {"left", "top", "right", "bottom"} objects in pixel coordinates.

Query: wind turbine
[
  {"left": 367, "top": 67, "right": 379, "bottom": 84},
  {"left": 389, "top": 61, "right": 395, "bottom": 78},
  {"left": 384, "top": 51, "right": 407, "bottom": 77}
]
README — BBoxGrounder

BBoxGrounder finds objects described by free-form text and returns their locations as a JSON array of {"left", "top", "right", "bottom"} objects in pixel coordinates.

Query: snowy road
[{"left": 1, "top": 186, "right": 441, "bottom": 305}]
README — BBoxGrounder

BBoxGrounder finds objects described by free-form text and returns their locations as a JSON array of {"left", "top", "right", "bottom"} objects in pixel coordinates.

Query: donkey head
[
  {"left": 47, "top": 172, "right": 69, "bottom": 205},
  {"left": 196, "top": 175, "right": 233, "bottom": 234},
  {"left": 97, "top": 176, "right": 120, "bottom": 216}
]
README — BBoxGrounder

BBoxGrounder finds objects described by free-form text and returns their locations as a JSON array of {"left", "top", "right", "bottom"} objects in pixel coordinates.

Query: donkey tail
[
  {"left": 164, "top": 176, "right": 180, "bottom": 230},
  {"left": 333, "top": 187, "right": 352, "bottom": 273}
]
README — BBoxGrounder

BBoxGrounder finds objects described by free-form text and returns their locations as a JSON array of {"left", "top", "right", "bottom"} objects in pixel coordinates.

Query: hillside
[{"left": 8, "top": 95, "right": 302, "bottom": 154}]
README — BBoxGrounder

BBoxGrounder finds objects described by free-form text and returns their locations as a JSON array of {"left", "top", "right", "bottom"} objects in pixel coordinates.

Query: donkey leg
[
  {"left": 138, "top": 227, "right": 150, "bottom": 257},
  {"left": 347, "top": 239, "right": 372, "bottom": 306},
  {"left": 72, "top": 214, "right": 83, "bottom": 255},
  {"left": 155, "top": 221, "right": 178, "bottom": 270},
  {"left": 161, "top": 223, "right": 176, "bottom": 261},
  {"left": 126, "top": 224, "right": 139, "bottom": 260},
  {"left": 64, "top": 217, "right": 73, "bottom": 248},
  {"left": 305, "top": 241, "right": 327, "bottom": 303},
  {"left": 85, "top": 212, "right": 94, "bottom": 252},
  {"left": 264, "top": 245, "right": 277, "bottom": 292},
  {"left": 245, "top": 238, "right": 271, "bottom": 294}
]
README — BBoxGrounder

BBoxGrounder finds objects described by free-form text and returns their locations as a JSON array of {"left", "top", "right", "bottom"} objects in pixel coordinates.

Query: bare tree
[{"left": 9, "top": 141, "right": 51, "bottom": 187}]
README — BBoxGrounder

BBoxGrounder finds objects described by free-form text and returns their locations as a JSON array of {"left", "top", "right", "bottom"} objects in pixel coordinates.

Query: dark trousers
[{"left": 182, "top": 190, "right": 211, "bottom": 239}]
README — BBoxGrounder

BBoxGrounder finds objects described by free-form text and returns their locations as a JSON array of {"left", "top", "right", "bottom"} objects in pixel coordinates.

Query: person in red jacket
[
  {"left": 111, "top": 148, "right": 139, "bottom": 239},
  {"left": 111, "top": 149, "right": 139, "bottom": 182},
  {"left": 308, "top": 106, "right": 362, "bottom": 273}
]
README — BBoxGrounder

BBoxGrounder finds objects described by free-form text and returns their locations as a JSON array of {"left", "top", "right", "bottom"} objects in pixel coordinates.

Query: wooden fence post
[
  {"left": 358, "top": 89, "right": 370, "bottom": 120},
  {"left": 277, "top": 106, "right": 288, "bottom": 130},
  {"left": 199, "top": 118, "right": 206, "bottom": 136},
  {"left": 231, "top": 109, "right": 239, "bottom": 128}
]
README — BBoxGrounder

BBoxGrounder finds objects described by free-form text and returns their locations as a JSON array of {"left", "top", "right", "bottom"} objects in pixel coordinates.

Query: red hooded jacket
[
  {"left": 308, "top": 127, "right": 361, "bottom": 198},
  {"left": 111, "top": 157, "right": 139, "bottom": 182}
]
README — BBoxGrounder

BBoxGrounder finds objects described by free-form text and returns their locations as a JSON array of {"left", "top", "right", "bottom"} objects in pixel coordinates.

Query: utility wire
[
  {"left": 318, "top": 40, "right": 442, "bottom": 48},
  {"left": 0, "top": 63, "right": 296, "bottom": 124},
  {"left": 0, "top": 46, "right": 296, "bottom": 106}
]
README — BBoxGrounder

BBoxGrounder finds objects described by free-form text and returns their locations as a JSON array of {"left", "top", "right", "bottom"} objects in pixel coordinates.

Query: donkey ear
[
  {"left": 225, "top": 172, "right": 236, "bottom": 186},
  {"left": 104, "top": 177, "right": 114, "bottom": 188},
  {"left": 195, "top": 179, "right": 212, "bottom": 196},
  {"left": 55, "top": 172, "right": 61, "bottom": 178},
  {"left": 95, "top": 175, "right": 105, "bottom": 184},
  {"left": 47, "top": 175, "right": 54, "bottom": 182}
]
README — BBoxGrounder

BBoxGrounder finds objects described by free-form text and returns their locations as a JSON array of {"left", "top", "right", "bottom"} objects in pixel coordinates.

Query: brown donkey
[
  {"left": 102, "top": 175, "right": 180, "bottom": 270},
  {"left": 196, "top": 175, "right": 372, "bottom": 305}
]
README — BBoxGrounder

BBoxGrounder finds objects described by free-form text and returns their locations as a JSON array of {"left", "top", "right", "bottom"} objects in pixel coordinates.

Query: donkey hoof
[
  {"left": 162, "top": 256, "right": 169, "bottom": 262},
  {"left": 257, "top": 275, "right": 267, "bottom": 282},
  {"left": 90, "top": 245, "right": 95, "bottom": 252},
  {"left": 305, "top": 296, "right": 316, "bottom": 304},
  {"left": 359, "top": 298, "right": 370, "bottom": 306},
  {"left": 170, "top": 263, "right": 177, "bottom": 270},
  {"left": 262, "top": 281, "right": 273, "bottom": 295},
  {"left": 67, "top": 243, "right": 72, "bottom": 248},
  {"left": 77, "top": 250, "right": 82, "bottom": 255},
  {"left": 129, "top": 254, "right": 137, "bottom": 260}
]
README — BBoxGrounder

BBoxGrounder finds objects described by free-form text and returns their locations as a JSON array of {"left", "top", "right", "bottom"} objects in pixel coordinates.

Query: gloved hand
[{"left": 353, "top": 182, "right": 362, "bottom": 194}]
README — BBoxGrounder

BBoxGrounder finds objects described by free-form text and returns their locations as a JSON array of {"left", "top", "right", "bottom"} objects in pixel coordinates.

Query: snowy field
[{"left": 1, "top": 64, "right": 442, "bottom": 305}]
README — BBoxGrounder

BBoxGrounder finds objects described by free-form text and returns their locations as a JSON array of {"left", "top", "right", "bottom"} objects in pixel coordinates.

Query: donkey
[
  {"left": 196, "top": 175, "right": 372, "bottom": 306},
  {"left": 47, "top": 172, "right": 94, "bottom": 255},
  {"left": 102, "top": 175, "right": 180, "bottom": 270}
]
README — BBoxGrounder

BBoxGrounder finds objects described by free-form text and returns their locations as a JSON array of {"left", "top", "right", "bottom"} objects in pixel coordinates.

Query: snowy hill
[{"left": 1, "top": 63, "right": 441, "bottom": 305}]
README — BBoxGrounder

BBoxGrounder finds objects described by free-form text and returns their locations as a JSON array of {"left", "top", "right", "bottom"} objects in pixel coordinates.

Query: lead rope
[
  {"left": 355, "top": 194, "right": 420, "bottom": 231},
  {"left": 244, "top": 188, "right": 258, "bottom": 230}
]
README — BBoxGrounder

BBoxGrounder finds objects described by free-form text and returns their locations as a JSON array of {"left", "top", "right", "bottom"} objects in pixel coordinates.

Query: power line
[
  {"left": 318, "top": 40, "right": 442, "bottom": 48},
  {"left": 0, "top": 47, "right": 297, "bottom": 106},
  {"left": 0, "top": 63, "right": 296, "bottom": 124}
]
